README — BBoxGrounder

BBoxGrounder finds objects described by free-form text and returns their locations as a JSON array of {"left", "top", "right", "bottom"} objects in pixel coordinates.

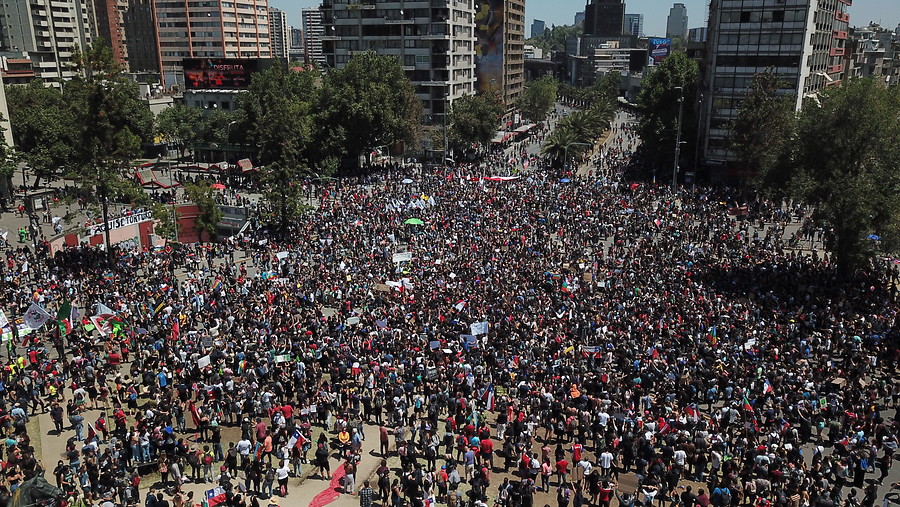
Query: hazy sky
[{"left": 272, "top": 0, "right": 900, "bottom": 39}]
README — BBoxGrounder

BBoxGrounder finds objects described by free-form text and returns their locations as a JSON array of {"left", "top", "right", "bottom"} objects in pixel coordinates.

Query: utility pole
[{"left": 673, "top": 86, "right": 684, "bottom": 189}]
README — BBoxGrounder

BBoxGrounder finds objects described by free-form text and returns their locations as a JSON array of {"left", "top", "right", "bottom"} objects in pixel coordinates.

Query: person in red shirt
[
  {"left": 480, "top": 438, "right": 494, "bottom": 468},
  {"left": 556, "top": 458, "right": 569, "bottom": 486}
]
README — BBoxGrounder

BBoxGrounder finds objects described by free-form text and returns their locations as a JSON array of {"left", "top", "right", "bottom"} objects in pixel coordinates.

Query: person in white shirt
[
  {"left": 599, "top": 450, "right": 614, "bottom": 476},
  {"left": 276, "top": 461, "right": 291, "bottom": 496}
]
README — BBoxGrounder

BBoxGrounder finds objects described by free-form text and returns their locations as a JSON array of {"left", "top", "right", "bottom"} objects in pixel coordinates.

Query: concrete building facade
[
  {"left": 699, "top": 0, "right": 851, "bottom": 181},
  {"left": 583, "top": 0, "right": 624, "bottom": 37},
  {"left": 301, "top": 8, "right": 324, "bottom": 67},
  {"left": 504, "top": 0, "right": 526, "bottom": 108},
  {"left": 0, "top": 0, "right": 94, "bottom": 83},
  {"left": 269, "top": 7, "right": 289, "bottom": 59},
  {"left": 531, "top": 19, "right": 545, "bottom": 39},
  {"left": 666, "top": 3, "right": 688, "bottom": 39},
  {"left": 624, "top": 14, "right": 643, "bottom": 37},
  {"left": 319, "top": 0, "right": 478, "bottom": 127},
  {"left": 153, "top": 0, "right": 272, "bottom": 89}
]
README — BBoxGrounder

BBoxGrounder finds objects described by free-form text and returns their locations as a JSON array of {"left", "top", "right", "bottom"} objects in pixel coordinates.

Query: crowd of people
[{"left": 0, "top": 112, "right": 898, "bottom": 507}]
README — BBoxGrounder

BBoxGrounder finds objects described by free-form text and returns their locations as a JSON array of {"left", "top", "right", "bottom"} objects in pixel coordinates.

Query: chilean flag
[
  {"left": 287, "top": 428, "right": 307, "bottom": 450},
  {"left": 205, "top": 487, "right": 227, "bottom": 507},
  {"left": 763, "top": 380, "right": 774, "bottom": 394}
]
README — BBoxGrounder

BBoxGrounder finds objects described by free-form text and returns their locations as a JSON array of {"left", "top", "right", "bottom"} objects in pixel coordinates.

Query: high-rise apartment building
[
  {"left": 153, "top": 0, "right": 271, "bottom": 88},
  {"left": 699, "top": 0, "right": 851, "bottom": 181},
  {"left": 504, "top": 0, "right": 526, "bottom": 107},
  {"left": 666, "top": 3, "right": 688, "bottom": 39},
  {"left": 92, "top": 0, "right": 128, "bottom": 68},
  {"left": 301, "top": 8, "right": 324, "bottom": 67},
  {"left": 289, "top": 27, "right": 304, "bottom": 62},
  {"left": 624, "top": 14, "right": 644, "bottom": 37},
  {"left": 269, "top": 7, "right": 289, "bottom": 60},
  {"left": 574, "top": 12, "right": 585, "bottom": 26},
  {"left": 320, "top": 0, "right": 478, "bottom": 127},
  {"left": 0, "top": 0, "right": 94, "bottom": 82},
  {"left": 583, "top": 0, "right": 624, "bottom": 38},
  {"left": 123, "top": 0, "right": 158, "bottom": 73},
  {"left": 531, "top": 19, "right": 546, "bottom": 39}
]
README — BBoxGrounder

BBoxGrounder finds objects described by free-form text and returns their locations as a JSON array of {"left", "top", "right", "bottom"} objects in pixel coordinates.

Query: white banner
[
  {"left": 392, "top": 252, "right": 413, "bottom": 263},
  {"left": 88, "top": 211, "right": 153, "bottom": 236}
]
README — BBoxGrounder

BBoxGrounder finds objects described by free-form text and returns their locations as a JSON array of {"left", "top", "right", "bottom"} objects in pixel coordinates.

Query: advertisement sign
[
  {"left": 183, "top": 58, "right": 271, "bottom": 90},
  {"left": 475, "top": 0, "right": 504, "bottom": 94},
  {"left": 648, "top": 38, "right": 671, "bottom": 64}
]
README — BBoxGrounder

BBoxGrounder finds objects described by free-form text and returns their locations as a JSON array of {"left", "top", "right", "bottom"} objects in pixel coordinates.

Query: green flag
[{"left": 56, "top": 300, "right": 72, "bottom": 321}]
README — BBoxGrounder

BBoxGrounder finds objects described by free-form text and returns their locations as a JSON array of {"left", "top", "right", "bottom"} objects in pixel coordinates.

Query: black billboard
[{"left": 182, "top": 58, "right": 273, "bottom": 90}]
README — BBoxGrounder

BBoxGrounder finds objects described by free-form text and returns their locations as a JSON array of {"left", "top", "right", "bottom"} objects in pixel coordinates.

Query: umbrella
[
  {"left": 401, "top": 178, "right": 414, "bottom": 184},
  {"left": 404, "top": 218, "right": 424, "bottom": 225},
  {"left": 210, "top": 183, "right": 226, "bottom": 190},
  {"left": 867, "top": 234, "right": 881, "bottom": 241},
  {"left": 560, "top": 178, "right": 571, "bottom": 183}
]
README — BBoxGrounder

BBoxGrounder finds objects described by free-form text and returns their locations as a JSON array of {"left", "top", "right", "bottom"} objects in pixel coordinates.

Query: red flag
[{"left": 188, "top": 400, "right": 201, "bottom": 427}]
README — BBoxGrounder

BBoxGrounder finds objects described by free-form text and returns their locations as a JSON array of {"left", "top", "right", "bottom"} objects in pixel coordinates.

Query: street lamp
[{"left": 673, "top": 86, "right": 684, "bottom": 189}]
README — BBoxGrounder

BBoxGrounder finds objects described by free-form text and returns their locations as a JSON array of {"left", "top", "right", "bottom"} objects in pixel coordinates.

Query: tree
[
  {"left": 184, "top": 180, "right": 223, "bottom": 241},
  {"left": 448, "top": 93, "right": 504, "bottom": 151},
  {"left": 730, "top": 71, "right": 796, "bottom": 187},
  {"left": 150, "top": 201, "right": 180, "bottom": 242},
  {"left": 65, "top": 39, "right": 153, "bottom": 262},
  {"left": 527, "top": 24, "right": 582, "bottom": 53},
  {"left": 155, "top": 104, "right": 206, "bottom": 159},
  {"left": 318, "top": 52, "right": 422, "bottom": 167},
  {"left": 636, "top": 52, "right": 699, "bottom": 177},
  {"left": 516, "top": 76, "right": 558, "bottom": 124},
  {"left": 0, "top": 123, "right": 20, "bottom": 206},
  {"left": 238, "top": 61, "right": 317, "bottom": 232},
  {"left": 762, "top": 79, "right": 900, "bottom": 275},
  {"left": 5, "top": 80, "right": 76, "bottom": 186},
  {"left": 541, "top": 128, "right": 585, "bottom": 167}
]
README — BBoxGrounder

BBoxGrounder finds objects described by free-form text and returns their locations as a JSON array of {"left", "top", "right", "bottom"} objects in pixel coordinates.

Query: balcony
[
  {"left": 834, "top": 11, "right": 849, "bottom": 22},
  {"left": 828, "top": 64, "right": 843, "bottom": 74},
  {"left": 832, "top": 30, "right": 848, "bottom": 39},
  {"left": 829, "top": 47, "right": 845, "bottom": 57}
]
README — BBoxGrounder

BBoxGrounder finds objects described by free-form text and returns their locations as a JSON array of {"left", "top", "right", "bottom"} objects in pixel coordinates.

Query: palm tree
[{"left": 542, "top": 128, "right": 590, "bottom": 167}]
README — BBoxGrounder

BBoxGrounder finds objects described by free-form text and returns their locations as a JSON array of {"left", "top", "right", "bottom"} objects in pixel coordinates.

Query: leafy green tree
[
  {"left": 527, "top": 24, "right": 582, "bottom": 53},
  {"left": 237, "top": 61, "right": 317, "bottom": 231},
  {"left": 5, "top": 80, "right": 76, "bottom": 186},
  {"left": 150, "top": 201, "right": 180, "bottom": 241},
  {"left": 516, "top": 76, "right": 558, "bottom": 124},
  {"left": 65, "top": 39, "right": 153, "bottom": 261},
  {"left": 764, "top": 79, "right": 900, "bottom": 275},
  {"left": 448, "top": 93, "right": 504, "bottom": 151},
  {"left": 184, "top": 180, "right": 223, "bottom": 242},
  {"left": 0, "top": 123, "right": 20, "bottom": 205},
  {"left": 318, "top": 52, "right": 422, "bottom": 167},
  {"left": 636, "top": 52, "right": 699, "bottom": 176},
  {"left": 730, "top": 71, "right": 796, "bottom": 187},
  {"left": 155, "top": 103, "right": 206, "bottom": 159},
  {"left": 541, "top": 128, "right": 586, "bottom": 167}
]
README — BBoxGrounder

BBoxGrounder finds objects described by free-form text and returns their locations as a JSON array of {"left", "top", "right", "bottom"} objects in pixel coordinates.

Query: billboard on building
[
  {"left": 475, "top": 0, "right": 504, "bottom": 94},
  {"left": 648, "top": 38, "right": 671, "bottom": 64},
  {"left": 182, "top": 59, "right": 272, "bottom": 90}
]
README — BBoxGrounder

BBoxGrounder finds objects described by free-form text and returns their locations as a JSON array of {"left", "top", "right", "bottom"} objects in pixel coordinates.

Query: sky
[{"left": 272, "top": 0, "right": 900, "bottom": 39}]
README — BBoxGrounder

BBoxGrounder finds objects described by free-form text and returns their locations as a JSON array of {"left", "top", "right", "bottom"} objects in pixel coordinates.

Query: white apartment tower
[
  {"left": 319, "top": 0, "right": 478, "bottom": 127},
  {"left": 301, "top": 8, "right": 325, "bottom": 67},
  {"left": 269, "top": 7, "right": 289, "bottom": 60},
  {"left": 699, "top": 0, "right": 851, "bottom": 181},
  {"left": 0, "top": 0, "right": 94, "bottom": 83},
  {"left": 153, "top": 0, "right": 271, "bottom": 88}
]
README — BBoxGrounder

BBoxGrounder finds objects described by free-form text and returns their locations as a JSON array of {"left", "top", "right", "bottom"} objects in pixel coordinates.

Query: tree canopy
[
  {"left": 635, "top": 52, "right": 699, "bottom": 177},
  {"left": 448, "top": 93, "right": 504, "bottom": 151},
  {"left": 755, "top": 78, "right": 900, "bottom": 274},
  {"left": 516, "top": 76, "right": 558, "bottom": 124},
  {"left": 317, "top": 52, "right": 422, "bottom": 164}
]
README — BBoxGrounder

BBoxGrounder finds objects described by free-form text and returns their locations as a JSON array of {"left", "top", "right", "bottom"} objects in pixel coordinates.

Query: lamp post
[{"left": 672, "top": 86, "right": 684, "bottom": 189}]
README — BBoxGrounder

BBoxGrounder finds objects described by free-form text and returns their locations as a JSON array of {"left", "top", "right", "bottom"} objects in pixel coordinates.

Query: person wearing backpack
[{"left": 202, "top": 445, "right": 215, "bottom": 483}]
